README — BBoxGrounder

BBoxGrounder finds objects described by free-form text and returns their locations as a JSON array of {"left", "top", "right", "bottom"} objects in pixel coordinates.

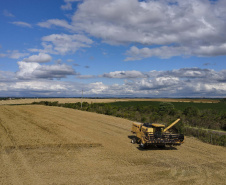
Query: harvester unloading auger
[{"left": 131, "top": 119, "right": 184, "bottom": 149}]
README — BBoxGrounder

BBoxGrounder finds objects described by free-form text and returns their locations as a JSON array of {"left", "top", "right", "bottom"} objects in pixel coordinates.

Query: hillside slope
[{"left": 0, "top": 105, "right": 225, "bottom": 184}]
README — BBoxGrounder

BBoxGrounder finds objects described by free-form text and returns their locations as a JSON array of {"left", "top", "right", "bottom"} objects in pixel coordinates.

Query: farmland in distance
[{"left": 0, "top": 97, "right": 219, "bottom": 105}]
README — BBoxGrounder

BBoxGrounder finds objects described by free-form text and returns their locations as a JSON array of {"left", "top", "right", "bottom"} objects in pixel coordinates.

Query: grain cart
[{"left": 131, "top": 119, "right": 184, "bottom": 148}]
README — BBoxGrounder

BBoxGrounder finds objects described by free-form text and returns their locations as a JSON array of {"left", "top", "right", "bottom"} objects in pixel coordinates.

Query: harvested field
[
  {"left": 0, "top": 105, "right": 225, "bottom": 184},
  {"left": 0, "top": 98, "right": 122, "bottom": 105},
  {"left": 0, "top": 98, "right": 219, "bottom": 105}
]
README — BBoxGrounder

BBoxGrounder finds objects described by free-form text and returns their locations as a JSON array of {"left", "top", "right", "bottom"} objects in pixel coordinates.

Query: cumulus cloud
[
  {"left": 125, "top": 46, "right": 189, "bottom": 60},
  {"left": 0, "top": 79, "right": 72, "bottom": 97},
  {"left": 37, "top": 19, "right": 72, "bottom": 29},
  {"left": 125, "top": 44, "right": 226, "bottom": 60},
  {"left": 30, "top": 34, "right": 93, "bottom": 55},
  {"left": 99, "top": 68, "right": 226, "bottom": 97},
  {"left": 11, "top": 21, "right": 32, "bottom": 28},
  {"left": 69, "top": 0, "right": 226, "bottom": 59},
  {"left": 34, "top": 0, "right": 226, "bottom": 59},
  {"left": 23, "top": 53, "right": 52, "bottom": 63},
  {"left": 55, "top": 59, "right": 62, "bottom": 64},
  {"left": 7, "top": 50, "right": 29, "bottom": 59},
  {"left": 0, "top": 71, "right": 17, "bottom": 83},
  {"left": 78, "top": 68, "right": 226, "bottom": 97},
  {"left": 12, "top": 80, "right": 68, "bottom": 92},
  {"left": 1, "top": 68, "right": 226, "bottom": 97},
  {"left": 43, "top": 34, "right": 92, "bottom": 54},
  {"left": 87, "top": 82, "right": 108, "bottom": 94},
  {"left": 16, "top": 61, "right": 76, "bottom": 80},
  {"left": 61, "top": 0, "right": 82, "bottom": 10},
  {"left": 153, "top": 68, "right": 226, "bottom": 83},
  {"left": 134, "top": 77, "right": 180, "bottom": 92},
  {"left": 61, "top": 3, "right": 72, "bottom": 10},
  {"left": 102, "top": 70, "right": 146, "bottom": 79}
]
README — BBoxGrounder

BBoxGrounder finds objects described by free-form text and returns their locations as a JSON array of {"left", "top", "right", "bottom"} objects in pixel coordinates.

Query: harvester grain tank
[{"left": 131, "top": 119, "right": 184, "bottom": 148}]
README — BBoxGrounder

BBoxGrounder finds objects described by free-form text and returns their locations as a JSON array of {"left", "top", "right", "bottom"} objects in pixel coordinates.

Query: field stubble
[{"left": 0, "top": 105, "right": 225, "bottom": 184}]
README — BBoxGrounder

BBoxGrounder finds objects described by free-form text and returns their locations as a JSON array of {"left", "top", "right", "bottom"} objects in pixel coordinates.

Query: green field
[{"left": 108, "top": 101, "right": 226, "bottom": 113}]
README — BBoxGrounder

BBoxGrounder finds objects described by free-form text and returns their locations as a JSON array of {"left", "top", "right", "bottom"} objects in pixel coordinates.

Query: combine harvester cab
[{"left": 131, "top": 119, "right": 184, "bottom": 149}]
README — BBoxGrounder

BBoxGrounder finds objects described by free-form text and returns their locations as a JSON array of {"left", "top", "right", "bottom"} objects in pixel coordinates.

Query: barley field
[{"left": 0, "top": 105, "right": 225, "bottom": 184}]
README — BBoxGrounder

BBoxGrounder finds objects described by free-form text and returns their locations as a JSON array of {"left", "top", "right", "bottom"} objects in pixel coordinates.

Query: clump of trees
[
  {"left": 220, "top": 98, "right": 226, "bottom": 103},
  {"left": 0, "top": 97, "right": 10, "bottom": 100},
  {"left": 185, "top": 127, "right": 226, "bottom": 146}
]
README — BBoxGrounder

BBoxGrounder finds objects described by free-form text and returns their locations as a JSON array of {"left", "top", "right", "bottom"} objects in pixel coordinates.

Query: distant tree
[
  {"left": 158, "top": 102, "right": 175, "bottom": 115},
  {"left": 220, "top": 98, "right": 226, "bottom": 103},
  {"left": 183, "top": 106, "right": 199, "bottom": 117}
]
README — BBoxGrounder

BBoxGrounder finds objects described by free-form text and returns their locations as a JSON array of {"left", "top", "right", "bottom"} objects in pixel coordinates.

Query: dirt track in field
[{"left": 0, "top": 105, "right": 225, "bottom": 185}]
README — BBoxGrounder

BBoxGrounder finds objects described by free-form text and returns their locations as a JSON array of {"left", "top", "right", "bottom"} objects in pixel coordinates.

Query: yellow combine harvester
[{"left": 131, "top": 119, "right": 184, "bottom": 149}]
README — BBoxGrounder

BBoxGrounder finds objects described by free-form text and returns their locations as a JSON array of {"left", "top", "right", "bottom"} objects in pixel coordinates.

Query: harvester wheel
[
  {"left": 131, "top": 138, "right": 137, "bottom": 144},
  {"left": 140, "top": 142, "right": 146, "bottom": 149}
]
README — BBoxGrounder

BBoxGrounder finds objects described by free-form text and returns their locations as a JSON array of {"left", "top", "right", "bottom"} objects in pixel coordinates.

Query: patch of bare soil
[{"left": 0, "top": 105, "right": 225, "bottom": 184}]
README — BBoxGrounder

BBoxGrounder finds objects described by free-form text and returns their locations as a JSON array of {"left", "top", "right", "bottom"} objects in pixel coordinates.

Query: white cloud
[
  {"left": 29, "top": 34, "right": 93, "bottom": 55},
  {"left": 8, "top": 50, "right": 29, "bottom": 59},
  {"left": 16, "top": 62, "right": 40, "bottom": 79},
  {"left": 125, "top": 46, "right": 186, "bottom": 60},
  {"left": 23, "top": 53, "right": 52, "bottom": 63},
  {"left": 55, "top": 59, "right": 62, "bottom": 64},
  {"left": 88, "top": 82, "right": 108, "bottom": 94},
  {"left": 3, "top": 10, "right": 14, "bottom": 17},
  {"left": 102, "top": 70, "right": 146, "bottom": 78},
  {"left": 37, "top": 19, "right": 72, "bottom": 29},
  {"left": 0, "top": 71, "right": 17, "bottom": 83},
  {"left": 99, "top": 68, "right": 226, "bottom": 97},
  {"left": 61, "top": 0, "right": 82, "bottom": 10},
  {"left": 11, "top": 21, "right": 32, "bottom": 28},
  {"left": 64, "top": 0, "right": 82, "bottom": 3},
  {"left": 0, "top": 50, "right": 29, "bottom": 59},
  {"left": 40, "top": 34, "right": 93, "bottom": 55},
  {"left": 33, "top": 0, "right": 226, "bottom": 59},
  {"left": 125, "top": 43, "right": 226, "bottom": 60},
  {"left": 195, "top": 43, "right": 226, "bottom": 56},
  {"left": 69, "top": 0, "right": 226, "bottom": 59},
  {"left": 136, "top": 77, "right": 180, "bottom": 91},
  {"left": 16, "top": 61, "right": 76, "bottom": 79},
  {"left": 1, "top": 68, "right": 226, "bottom": 97},
  {"left": 61, "top": 3, "right": 72, "bottom": 10},
  {"left": 77, "top": 70, "right": 147, "bottom": 79},
  {"left": 12, "top": 81, "right": 68, "bottom": 91}
]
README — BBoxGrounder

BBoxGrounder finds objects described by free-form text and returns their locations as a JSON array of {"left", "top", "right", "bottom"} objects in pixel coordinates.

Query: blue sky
[{"left": 0, "top": 0, "right": 226, "bottom": 97}]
